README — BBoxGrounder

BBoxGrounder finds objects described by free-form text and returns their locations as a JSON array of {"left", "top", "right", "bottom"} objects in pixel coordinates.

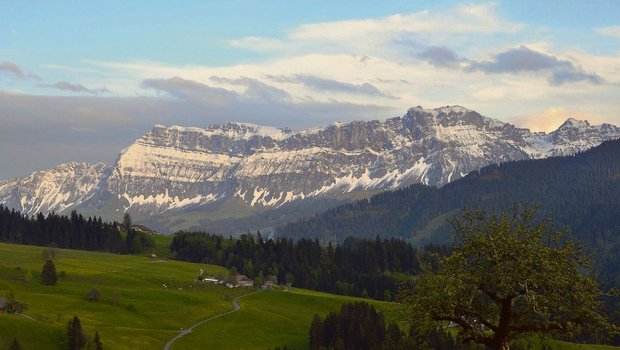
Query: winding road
[{"left": 163, "top": 291, "right": 259, "bottom": 350}]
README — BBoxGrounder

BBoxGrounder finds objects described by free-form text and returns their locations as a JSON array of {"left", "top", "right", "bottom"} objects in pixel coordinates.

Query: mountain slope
[
  {"left": 276, "top": 139, "right": 620, "bottom": 248},
  {"left": 0, "top": 162, "right": 109, "bottom": 216},
  {"left": 1, "top": 106, "right": 619, "bottom": 233}
]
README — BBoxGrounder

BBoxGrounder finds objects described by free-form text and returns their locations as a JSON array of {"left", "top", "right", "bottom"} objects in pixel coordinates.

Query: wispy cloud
[
  {"left": 229, "top": 3, "right": 524, "bottom": 56},
  {"left": 0, "top": 61, "right": 40, "bottom": 80},
  {"left": 209, "top": 76, "right": 291, "bottom": 102},
  {"left": 142, "top": 76, "right": 238, "bottom": 103},
  {"left": 595, "top": 25, "right": 620, "bottom": 39},
  {"left": 296, "top": 75, "right": 397, "bottom": 99},
  {"left": 40, "top": 81, "right": 110, "bottom": 95}
]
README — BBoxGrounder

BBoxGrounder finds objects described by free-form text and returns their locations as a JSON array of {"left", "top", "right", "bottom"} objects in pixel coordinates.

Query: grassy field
[
  {"left": 0, "top": 243, "right": 395, "bottom": 350},
  {"left": 0, "top": 242, "right": 250, "bottom": 349},
  {"left": 1, "top": 242, "right": 619, "bottom": 350},
  {"left": 172, "top": 288, "right": 398, "bottom": 350}
]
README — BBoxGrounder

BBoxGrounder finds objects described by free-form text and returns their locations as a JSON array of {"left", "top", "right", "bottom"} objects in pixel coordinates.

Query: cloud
[
  {"left": 417, "top": 46, "right": 461, "bottom": 68},
  {"left": 229, "top": 3, "right": 524, "bottom": 56},
  {"left": 266, "top": 74, "right": 397, "bottom": 99},
  {"left": 141, "top": 76, "right": 238, "bottom": 104},
  {"left": 467, "top": 46, "right": 603, "bottom": 85},
  {"left": 40, "top": 81, "right": 110, "bottom": 95},
  {"left": 596, "top": 26, "right": 620, "bottom": 39},
  {"left": 140, "top": 76, "right": 394, "bottom": 121},
  {"left": 0, "top": 88, "right": 395, "bottom": 179},
  {"left": 209, "top": 76, "right": 291, "bottom": 102},
  {"left": 0, "top": 61, "right": 40, "bottom": 80}
]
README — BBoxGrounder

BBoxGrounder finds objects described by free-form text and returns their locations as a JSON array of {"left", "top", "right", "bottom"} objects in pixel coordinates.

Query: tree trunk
[{"left": 494, "top": 298, "right": 513, "bottom": 350}]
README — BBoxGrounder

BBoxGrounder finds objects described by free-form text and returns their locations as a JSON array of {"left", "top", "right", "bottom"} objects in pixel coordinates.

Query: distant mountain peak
[
  {"left": 559, "top": 118, "right": 591, "bottom": 129},
  {"left": 1, "top": 105, "right": 619, "bottom": 233}
]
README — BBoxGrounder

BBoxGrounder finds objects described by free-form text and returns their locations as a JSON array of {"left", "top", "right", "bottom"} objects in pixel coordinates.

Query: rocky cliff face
[{"left": 1, "top": 106, "right": 619, "bottom": 232}]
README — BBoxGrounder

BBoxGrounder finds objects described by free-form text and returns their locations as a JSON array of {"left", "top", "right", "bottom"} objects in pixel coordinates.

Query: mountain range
[{"left": 1, "top": 105, "right": 619, "bottom": 233}]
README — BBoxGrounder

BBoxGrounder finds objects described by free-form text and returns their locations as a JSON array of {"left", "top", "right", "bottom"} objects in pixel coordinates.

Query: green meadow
[
  {"left": 0, "top": 243, "right": 395, "bottom": 350},
  {"left": 173, "top": 288, "right": 398, "bottom": 350},
  {"left": 1, "top": 242, "right": 618, "bottom": 350}
]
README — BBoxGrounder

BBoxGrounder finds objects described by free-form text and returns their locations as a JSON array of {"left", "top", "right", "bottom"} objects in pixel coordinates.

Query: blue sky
[{"left": 1, "top": 1, "right": 619, "bottom": 178}]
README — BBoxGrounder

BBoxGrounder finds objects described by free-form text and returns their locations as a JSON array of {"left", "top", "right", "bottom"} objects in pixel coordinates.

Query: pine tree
[
  {"left": 9, "top": 337, "right": 21, "bottom": 350},
  {"left": 309, "top": 314, "right": 323, "bottom": 350},
  {"left": 67, "top": 316, "right": 87, "bottom": 350},
  {"left": 124, "top": 212, "right": 137, "bottom": 253},
  {"left": 93, "top": 331, "right": 103, "bottom": 350},
  {"left": 41, "top": 259, "right": 57, "bottom": 285}
]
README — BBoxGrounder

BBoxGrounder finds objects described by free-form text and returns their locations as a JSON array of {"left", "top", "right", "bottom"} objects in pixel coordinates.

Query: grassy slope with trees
[{"left": 0, "top": 243, "right": 396, "bottom": 350}]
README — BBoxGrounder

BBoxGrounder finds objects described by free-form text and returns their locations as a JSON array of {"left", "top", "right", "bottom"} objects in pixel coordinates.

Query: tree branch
[{"left": 454, "top": 306, "right": 498, "bottom": 332}]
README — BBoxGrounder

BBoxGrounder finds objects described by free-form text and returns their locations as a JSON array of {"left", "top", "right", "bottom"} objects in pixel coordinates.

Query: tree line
[
  {"left": 170, "top": 232, "right": 434, "bottom": 300},
  {"left": 0, "top": 207, "right": 155, "bottom": 255},
  {"left": 0, "top": 206, "right": 126, "bottom": 253}
]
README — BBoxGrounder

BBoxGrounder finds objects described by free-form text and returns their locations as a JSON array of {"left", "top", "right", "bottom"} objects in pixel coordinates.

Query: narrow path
[
  {"left": 163, "top": 290, "right": 260, "bottom": 350},
  {"left": 17, "top": 313, "right": 37, "bottom": 321}
]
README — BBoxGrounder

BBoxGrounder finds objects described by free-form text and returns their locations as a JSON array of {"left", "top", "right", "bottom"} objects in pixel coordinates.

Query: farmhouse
[
  {"left": 132, "top": 224, "right": 156, "bottom": 234},
  {"left": 231, "top": 274, "right": 254, "bottom": 287},
  {"left": 114, "top": 222, "right": 157, "bottom": 234}
]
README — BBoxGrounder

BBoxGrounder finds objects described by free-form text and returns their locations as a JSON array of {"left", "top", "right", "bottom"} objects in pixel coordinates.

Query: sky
[{"left": 1, "top": 1, "right": 619, "bottom": 179}]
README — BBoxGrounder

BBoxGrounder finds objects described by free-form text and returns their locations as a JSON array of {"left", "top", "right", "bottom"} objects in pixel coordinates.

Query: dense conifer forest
[
  {"left": 169, "top": 232, "right": 442, "bottom": 300},
  {"left": 0, "top": 206, "right": 126, "bottom": 253},
  {"left": 276, "top": 139, "right": 620, "bottom": 286}
]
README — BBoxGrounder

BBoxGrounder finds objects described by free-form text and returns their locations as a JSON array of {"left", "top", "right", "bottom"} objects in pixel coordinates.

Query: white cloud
[
  {"left": 228, "top": 3, "right": 524, "bottom": 56},
  {"left": 596, "top": 25, "right": 620, "bottom": 39}
]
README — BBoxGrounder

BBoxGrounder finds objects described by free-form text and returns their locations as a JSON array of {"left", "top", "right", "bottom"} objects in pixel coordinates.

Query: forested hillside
[
  {"left": 170, "top": 232, "right": 433, "bottom": 300},
  {"left": 0, "top": 206, "right": 126, "bottom": 253},
  {"left": 276, "top": 139, "right": 620, "bottom": 284}
]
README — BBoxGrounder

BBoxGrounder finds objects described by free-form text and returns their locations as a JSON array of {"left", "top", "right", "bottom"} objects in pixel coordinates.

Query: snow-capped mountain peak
[
  {"left": 1, "top": 105, "right": 619, "bottom": 233},
  {"left": 559, "top": 118, "right": 591, "bottom": 129}
]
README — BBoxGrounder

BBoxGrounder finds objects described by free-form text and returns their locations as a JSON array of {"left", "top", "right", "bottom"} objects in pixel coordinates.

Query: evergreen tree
[
  {"left": 67, "top": 316, "right": 87, "bottom": 350},
  {"left": 41, "top": 259, "right": 57, "bottom": 285},
  {"left": 122, "top": 212, "right": 132, "bottom": 233},
  {"left": 9, "top": 338, "right": 21, "bottom": 350},
  {"left": 309, "top": 314, "right": 323, "bottom": 350},
  {"left": 93, "top": 331, "right": 103, "bottom": 350},
  {"left": 123, "top": 212, "right": 136, "bottom": 253}
]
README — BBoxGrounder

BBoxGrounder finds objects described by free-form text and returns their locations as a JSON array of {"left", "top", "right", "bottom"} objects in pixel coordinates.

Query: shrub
[{"left": 85, "top": 288, "right": 102, "bottom": 301}]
